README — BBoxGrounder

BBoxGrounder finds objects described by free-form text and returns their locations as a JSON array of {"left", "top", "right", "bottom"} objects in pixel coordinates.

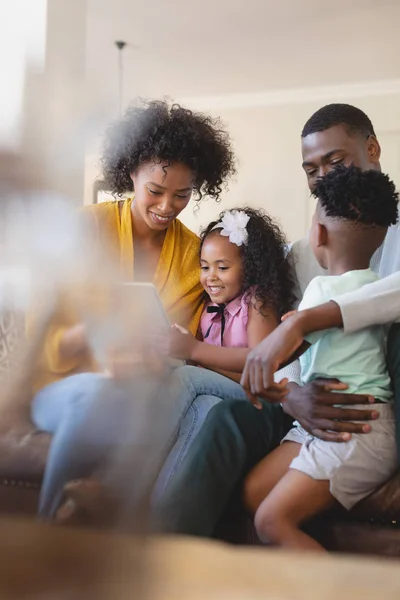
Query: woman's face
[{"left": 130, "top": 161, "right": 194, "bottom": 232}]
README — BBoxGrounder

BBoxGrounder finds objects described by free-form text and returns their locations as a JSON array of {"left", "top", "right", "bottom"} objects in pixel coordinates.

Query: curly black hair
[
  {"left": 200, "top": 208, "right": 296, "bottom": 317},
  {"left": 301, "top": 103, "right": 376, "bottom": 139},
  {"left": 101, "top": 99, "right": 236, "bottom": 199},
  {"left": 312, "top": 164, "right": 399, "bottom": 227}
]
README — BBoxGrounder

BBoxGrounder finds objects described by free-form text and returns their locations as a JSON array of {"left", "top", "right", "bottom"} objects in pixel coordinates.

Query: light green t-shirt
[{"left": 299, "top": 269, "right": 392, "bottom": 402}]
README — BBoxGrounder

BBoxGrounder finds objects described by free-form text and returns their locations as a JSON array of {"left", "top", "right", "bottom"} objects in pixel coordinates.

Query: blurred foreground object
[
  {"left": 0, "top": 518, "right": 399, "bottom": 599},
  {"left": 0, "top": 10, "right": 171, "bottom": 594}
]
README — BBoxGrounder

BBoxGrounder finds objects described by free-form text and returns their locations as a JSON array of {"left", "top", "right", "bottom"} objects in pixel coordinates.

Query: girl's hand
[{"left": 169, "top": 324, "right": 198, "bottom": 360}]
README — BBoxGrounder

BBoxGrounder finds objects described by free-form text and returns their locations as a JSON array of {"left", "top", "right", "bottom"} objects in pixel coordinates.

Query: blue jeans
[
  {"left": 32, "top": 373, "right": 138, "bottom": 518},
  {"left": 152, "top": 366, "right": 249, "bottom": 502},
  {"left": 32, "top": 371, "right": 189, "bottom": 518},
  {"left": 32, "top": 367, "right": 248, "bottom": 519}
]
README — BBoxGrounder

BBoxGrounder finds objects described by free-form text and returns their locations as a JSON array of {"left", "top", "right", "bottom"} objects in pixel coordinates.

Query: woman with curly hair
[
  {"left": 152, "top": 207, "right": 295, "bottom": 499},
  {"left": 31, "top": 100, "right": 236, "bottom": 519}
]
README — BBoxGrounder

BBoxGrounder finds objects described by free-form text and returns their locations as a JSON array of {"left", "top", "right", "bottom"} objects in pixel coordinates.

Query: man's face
[{"left": 301, "top": 124, "right": 381, "bottom": 191}]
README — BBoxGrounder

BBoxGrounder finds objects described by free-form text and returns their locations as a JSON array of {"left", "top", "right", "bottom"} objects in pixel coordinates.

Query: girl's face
[
  {"left": 130, "top": 161, "right": 194, "bottom": 232},
  {"left": 200, "top": 232, "right": 244, "bottom": 304}
]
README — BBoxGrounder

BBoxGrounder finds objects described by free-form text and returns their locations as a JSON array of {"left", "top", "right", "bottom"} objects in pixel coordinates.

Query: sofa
[
  {"left": 0, "top": 312, "right": 399, "bottom": 556},
  {"left": 2, "top": 411, "right": 400, "bottom": 557},
  {"left": 217, "top": 474, "right": 400, "bottom": 556}
]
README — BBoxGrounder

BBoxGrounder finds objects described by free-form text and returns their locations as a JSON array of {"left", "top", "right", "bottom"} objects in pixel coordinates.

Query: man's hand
[{"left": 284, "top": 381, "right": 378, "bottom": 442}]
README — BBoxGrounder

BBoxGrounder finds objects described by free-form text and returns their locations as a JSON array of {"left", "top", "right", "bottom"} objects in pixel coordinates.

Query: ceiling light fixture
[{"left": 115, "top": 40, "right": 127, "bottom": 116}]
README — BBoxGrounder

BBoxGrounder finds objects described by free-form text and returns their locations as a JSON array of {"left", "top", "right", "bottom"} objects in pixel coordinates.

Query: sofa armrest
[{"left": 0, "top": 408, "right": 50, "bottom": 481}]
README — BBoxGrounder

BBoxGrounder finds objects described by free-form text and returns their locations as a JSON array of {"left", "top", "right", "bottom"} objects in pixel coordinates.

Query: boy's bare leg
[
  {"left": 254, "top": 457, "right": 336, "bottom": 551},
  {"left": 243, "top": 441, "right": 301, "bottom": 515}
]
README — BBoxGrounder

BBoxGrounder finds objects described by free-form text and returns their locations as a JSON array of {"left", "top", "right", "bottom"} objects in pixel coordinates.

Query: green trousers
[{"left": 155, "top": 324, "right": 400, "bottom": 537}]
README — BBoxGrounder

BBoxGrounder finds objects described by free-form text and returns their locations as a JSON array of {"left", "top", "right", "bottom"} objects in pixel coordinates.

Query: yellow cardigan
[{"left": 32, "top": 199, "right": 204, "bottom": 392}]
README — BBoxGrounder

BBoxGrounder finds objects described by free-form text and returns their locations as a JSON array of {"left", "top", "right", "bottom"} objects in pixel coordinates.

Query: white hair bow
[{"left": 211, "top": 210, "right": 250, "bottom": 246}]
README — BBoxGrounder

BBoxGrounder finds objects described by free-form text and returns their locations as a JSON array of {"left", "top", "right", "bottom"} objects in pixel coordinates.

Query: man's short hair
[{"left": 301, "top": 104, "right": 376, "bottom": 139}]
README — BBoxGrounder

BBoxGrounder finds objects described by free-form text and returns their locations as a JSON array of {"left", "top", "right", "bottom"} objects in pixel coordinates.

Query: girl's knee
[
  {"left": 172, "top": 365, "right": 199, "bottom": 379},
  {"left": 171, "top": 365, "right": 203, "bottom": 391}
]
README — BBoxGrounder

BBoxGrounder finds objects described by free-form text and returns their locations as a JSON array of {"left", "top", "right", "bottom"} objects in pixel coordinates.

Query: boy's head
[
  {"left": 310, "top": 164, "right": 398, "bottom": 271},
  {"left": 301, "top": 104, "right": 381, "bottom": 192}
]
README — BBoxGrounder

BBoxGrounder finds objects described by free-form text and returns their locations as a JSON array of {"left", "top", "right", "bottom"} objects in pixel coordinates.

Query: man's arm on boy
[
  {"left": 242, "top": 272, "right": 400, "bottom": 442},
  {"left": 334, "top": 271, "right": 400, "bottom": 332}
]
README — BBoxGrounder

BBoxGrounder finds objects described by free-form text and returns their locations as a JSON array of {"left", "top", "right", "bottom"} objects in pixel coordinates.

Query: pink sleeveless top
[{"left": 200, "top": 291, "right": 253, "bottom": 348}]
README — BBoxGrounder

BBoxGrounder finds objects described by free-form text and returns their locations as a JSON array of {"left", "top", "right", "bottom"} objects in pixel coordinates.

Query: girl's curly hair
[
  {"left": 101, "top": 99, "right": 236, "bottom": 199},
  {"left": 200, "top": 207, "right": 296, "bottom": 317}
]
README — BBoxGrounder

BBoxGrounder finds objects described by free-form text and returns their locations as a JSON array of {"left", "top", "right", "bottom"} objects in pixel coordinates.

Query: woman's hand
[
  {"left": 105, "top": 335, "right": 168, "bottom": 379},
  {"left": 59, "top": 324, "right": 89, "bottom": 361},
  {"left": 169, "top": 324, "right": 198, "bottom": 360}
]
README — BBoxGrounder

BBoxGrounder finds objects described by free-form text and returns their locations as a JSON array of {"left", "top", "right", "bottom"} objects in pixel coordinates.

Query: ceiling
[{"left": 86, "top": 0, "right": 400, "bottom": 111}]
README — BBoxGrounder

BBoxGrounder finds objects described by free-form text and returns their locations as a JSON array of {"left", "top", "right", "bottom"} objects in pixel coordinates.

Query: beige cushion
[
  {"left": 0, "top": 311, "right": 25, "bottom": 380},
  {"left": 0, "top": 310, "right": 49, "bottom": 480}
]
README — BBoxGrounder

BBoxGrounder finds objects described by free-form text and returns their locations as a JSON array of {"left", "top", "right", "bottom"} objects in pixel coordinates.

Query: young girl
[
  {"left": 243, "top": 165, "right": 399, "bottom": 551},
  {"left": 152, "top": 207, "right": 295, "bottom": 498}
]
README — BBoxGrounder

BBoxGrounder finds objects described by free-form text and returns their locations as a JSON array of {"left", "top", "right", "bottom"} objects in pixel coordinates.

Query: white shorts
[{"left": 281, "top": 403, "right": 397, "bottom": 510}]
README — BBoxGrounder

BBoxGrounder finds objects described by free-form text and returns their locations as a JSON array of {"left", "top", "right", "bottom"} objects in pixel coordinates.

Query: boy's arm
[
  {"left": 240, "top": 301, "right": 343, "bottom": 398},
  {"left": 240, "top": 277, "right": 336, "bottom": 399},
  {"left": 241, "top": 270, "right": 400, "bottom": 397}
]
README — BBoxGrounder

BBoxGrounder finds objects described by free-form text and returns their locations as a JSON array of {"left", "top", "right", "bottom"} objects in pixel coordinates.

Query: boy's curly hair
[
  {"left": 200, "top": 207, "right": 295, "bottom": 317},
  {"left": 101, "top": 99, "right": 236, "bottom": 199},
  {"left": 313, "top": 164, "right": 399, "bottom": 227}
]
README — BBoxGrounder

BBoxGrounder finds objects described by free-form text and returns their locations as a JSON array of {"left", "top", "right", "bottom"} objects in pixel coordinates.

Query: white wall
[
  {"left": 0, "top": 0, "right": 47, "bottom": 149},
  {"left": 84, "top": 85, "right": 400, "bottom": 243},
  {"left": 179, "top": 89, "right": 400, "bottom": 242}
]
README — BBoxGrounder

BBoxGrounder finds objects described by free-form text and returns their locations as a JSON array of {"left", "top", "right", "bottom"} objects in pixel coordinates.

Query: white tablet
[
  {"left": 122, "top": 282, "right": 170, "bottom": 331},
  {"left": 82, "top": 282, "right": 184, "bottom": 368},
  {"left": 122, "top": 283, "right": 185, "bottom": 368}
]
